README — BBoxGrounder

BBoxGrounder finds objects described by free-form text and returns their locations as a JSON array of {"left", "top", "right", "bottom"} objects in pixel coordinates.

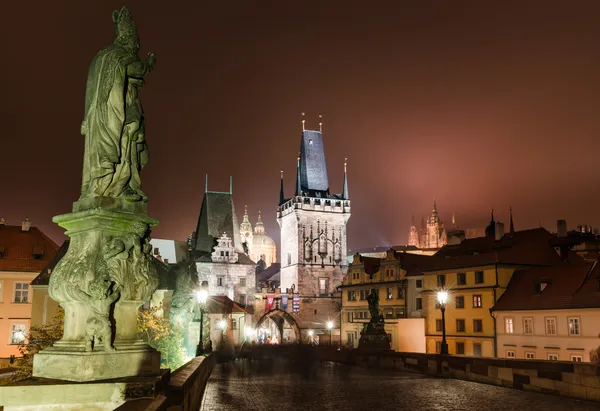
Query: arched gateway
[{"left": 255, "top": 309, "right": 301, "bottom": 344}]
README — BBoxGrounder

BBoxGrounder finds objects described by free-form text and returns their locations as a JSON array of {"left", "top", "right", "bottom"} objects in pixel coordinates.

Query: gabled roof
[
  {"left": 0, "top": 225, "right": 59, "bottom": 273},
  {"left": 256, "top": 262, "right": 281, "bottom": 284},
  {"left": 492, "top": 259, "right": 600, "bottom": 311},
  {"left": 207, "top": 295, "right": 252, "bottom": 314},
  {"left": 193, "top": 192, "right": 243, "bottom": 255},
  {"left": 393, "top": 251, "right": 436, "bottom": 276}
]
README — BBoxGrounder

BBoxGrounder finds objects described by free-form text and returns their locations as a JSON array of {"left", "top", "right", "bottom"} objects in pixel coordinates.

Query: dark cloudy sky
[{"left": 2, "top": 1, "right": 600, "bottom": 250}]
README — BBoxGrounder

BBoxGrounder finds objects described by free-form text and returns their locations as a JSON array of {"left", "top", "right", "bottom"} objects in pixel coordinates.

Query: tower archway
[{"left": 255, "top": 309, "right": 301, "bottom": 344}]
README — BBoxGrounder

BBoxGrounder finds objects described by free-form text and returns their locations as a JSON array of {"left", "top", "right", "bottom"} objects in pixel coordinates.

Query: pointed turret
[
  {"left": 451, "top": 212, "right": 456, "bottom": 228},
  {"left": 295, "top": 153, "right": 302, "bottom": 196},
  {"left": 240, "top": 205, "right": 252, "bottom": 237},
  {"left": 485, "top": 208, "right": 496, "bottom": 237},
  {"left": 509, "top": 206, "right": 515, "bottom": 234},
  {"left": 254, "top": 210, "right": 265, "bottom": 235},
  {"left": 279, "top": 170, "right": 285, "bottom": 205},
  {"left": 430, "top": 200, "right": 439, "bottom": 223},
  {"left": 342, "top": 158, "right": 349, "bottom": 200}
]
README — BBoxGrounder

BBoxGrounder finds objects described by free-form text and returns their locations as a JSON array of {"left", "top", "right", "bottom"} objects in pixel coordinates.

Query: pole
[
  {"left": 440, "top": 305, "right": 449, "bottom": 355},
  {"left": 196, "top": 309, "right": 204, "bottom": 356}
]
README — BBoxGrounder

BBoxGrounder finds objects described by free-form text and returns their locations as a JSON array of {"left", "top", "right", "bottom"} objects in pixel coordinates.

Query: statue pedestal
[
  {"left": 33, "top": 203, "right": 161, "bottom": 382},
  {"left": 357, "top": 321, "right": 392, "bottom": 352}
]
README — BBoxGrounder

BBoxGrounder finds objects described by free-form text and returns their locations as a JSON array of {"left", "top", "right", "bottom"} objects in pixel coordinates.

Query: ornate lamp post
[
  {"left": 195, "top": 281, "right": 209, "bottom": 356},
  {"left": 327, "top": 321, "right": 334, "bottom": 346},
  {"left": 437, "top": 291, "right": 449, "bottom": 355}
]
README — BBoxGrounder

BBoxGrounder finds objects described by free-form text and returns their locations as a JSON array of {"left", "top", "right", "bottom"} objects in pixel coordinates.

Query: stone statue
[
  {"left": 33, "top": 7, "right": 161, "bottom": 382},
  {"left": 170, "top": 260, "right": 198, "bottom": 327},
  {"left": 73, "top": 281, "right": 121, "bottom": 352},
  {"left": 80, "top": 6, "right": 155, "bottom": 202},
  {"left": 366, "top": 289, "right": 380, "bottom": 321}
]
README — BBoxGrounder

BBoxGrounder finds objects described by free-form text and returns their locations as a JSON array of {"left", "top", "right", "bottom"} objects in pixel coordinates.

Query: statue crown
[{"left": 113, "top": 6, "right": 137, "bottom": 41}]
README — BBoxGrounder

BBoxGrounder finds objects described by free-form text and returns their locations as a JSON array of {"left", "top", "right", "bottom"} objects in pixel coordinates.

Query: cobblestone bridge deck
[{"left": 201, "top": 358, "right": 598, "bottom": 411}]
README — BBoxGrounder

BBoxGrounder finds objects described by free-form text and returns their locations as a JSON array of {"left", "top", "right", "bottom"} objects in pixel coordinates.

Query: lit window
[
  {"left": 14, "top": 282, "right": 29, "bottom": 303},
  {"left": 571, "top": 355, "right": 583, "bottom": 362},
  {"left": 386, "top": 287, "right": 393, "bottom": 299},
  {"left": 319, "top": 278, "right": 328, "bottom": 296},
  {"left": 506, "top": 350, "right": 516, "bottom": 358},
  {"left": 505, "top": 318, "right": 514, "bottom": 334},
  {"left": 548, "top": 353, "right": 559, "bottom": 361},
  {"left": 568, "top": 317, "right": 581, "bottom": 336},
  {"left": 545, "top": 317, "right": 557, "bottom": 335},
  {"left": 525, "top": 352, "right": 535, "bottom": 359},
  {"left": 523, "top": 317, "right": 534, "bottom": 335},
  {"left": 10, "top": 324, "right": 26, "bottom": 344},
  {"left": 231, "top": 319, "right": 237, "bottom": 330},
  {"left": 473, "top": 295, "right": 482, "bottom": 308}
]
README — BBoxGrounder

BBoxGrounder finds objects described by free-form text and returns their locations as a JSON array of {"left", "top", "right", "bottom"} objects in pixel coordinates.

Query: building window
[
  {"left": 397, "top": 287, "right": 404, "bottom": 299},
  {"left": 416, "top": 298, "right": 422, "bottom": 310},
  {"left": 238, "top": 294, "right": 246, "bottom": 305},
  {"left": 473, "top": 343, "right": 482, "bottom": 357},
  {"left": 571, "top": 355, "right": 583, "bottom": 362},
  {"left": 473, "top": 319, "right": 483, "bottom": 332},
  {"left": 416, "top": 279, "right": 423, "bottom": 288},
  {"left": 568, "top": 317, "right": 581, "bottom": 336},
  {"left": 506, "top": 350, "right": 516, "bottom": 358},
  {"left": 457, "top": 273, "right": 466, "bottom": 285},
  {"left": 435, "top": 319, "right": 443, "bottom": 332},
  {"left": 436, "top": 341, "right": 442, "bottom": 354},
  {"left": 288, "top": 253, "right": 291, "bottom": 265},
  {"left": 319, "top": 278, "right": 328, "bottom": 296},
  {"left": 548, "top": 353, "right": 559, "bottom": 361},
  {"left": 10, "top": 324, "right": 26, "bottom": 345},
  {"left": 455, "top": 296, "right": 464, "bottom": 309},
  {"left": 360, "top": 290, "right": 368, "bottom": 300},
  {"left": 545, "top": 317, "right": 557, "bottom": 335},
  {"left": 505, "top": 318, "right": 514, "bottom": 334},
  {"left": 437, "top": 275, "right": 446, "bottom": 287},
  {"left": 347, "top": 290, "right": 356, "bottom": 301},
  {"left": 523, "top": 317, "right": 534, "bottom": 335},
  {"left": 456, "top": 319, "right": 465, "bottom": 332},
  {"left": 475, "top": 271, "right": 484, "bottom": 284},
  {"left": 472, "top": 295, "right": 482, "bottom": 308},
  {"left": 239, "top": 278, "right": 246, "bottom": 287},
  {"left": 525, "top": 352, "right": 535, "bottom": 359},
  {"left": 231, "top": 318, "right": 237, "bottom": 330},
  {"left": 14, "top": 282, "right": 29, "bottom": 303},
  {"left": 385, "top": 311, "right": 393, "bottom": 319},
  {"left": 386, "top": 287, "right": 393, "bottom": 299},
  {"left": 456, "top": 342, "right": 465, "bottom": 355},
  {"left": 217, "top": 277, "right": 224, "bottom": 287}
]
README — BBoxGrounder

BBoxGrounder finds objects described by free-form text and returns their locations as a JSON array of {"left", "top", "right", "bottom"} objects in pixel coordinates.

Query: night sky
[{"left": 3, "top": 1, "right": 600, "bottom": 250}]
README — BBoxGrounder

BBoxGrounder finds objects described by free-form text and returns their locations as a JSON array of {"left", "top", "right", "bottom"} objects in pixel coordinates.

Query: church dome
[{"left": 253, "top": 233, "right": 275, "bottom": 247}]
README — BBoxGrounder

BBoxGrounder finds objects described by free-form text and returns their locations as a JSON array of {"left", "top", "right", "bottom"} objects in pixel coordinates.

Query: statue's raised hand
[{"left": 147, "top": 52, "right": 156, "bottom": 70}]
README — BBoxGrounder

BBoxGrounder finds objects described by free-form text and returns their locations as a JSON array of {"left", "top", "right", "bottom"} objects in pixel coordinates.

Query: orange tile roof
[{"left": 0, "top": 225, "right": 59, "bottom": 272}]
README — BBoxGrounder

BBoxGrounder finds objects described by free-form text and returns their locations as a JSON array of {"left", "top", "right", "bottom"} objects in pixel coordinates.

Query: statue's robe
[{"left": 80, "top": 43, "right": 148, "bottom": 199}]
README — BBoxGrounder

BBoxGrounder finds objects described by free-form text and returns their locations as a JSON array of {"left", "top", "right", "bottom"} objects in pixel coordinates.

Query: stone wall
[{"left": 327, "top": 350, "right": 600, "bottom": 403}]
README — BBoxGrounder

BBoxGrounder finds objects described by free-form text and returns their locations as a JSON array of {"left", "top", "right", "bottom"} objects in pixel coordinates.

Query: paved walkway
[{"left": 200, "top": 358, "right": 598, "bottom": 411}]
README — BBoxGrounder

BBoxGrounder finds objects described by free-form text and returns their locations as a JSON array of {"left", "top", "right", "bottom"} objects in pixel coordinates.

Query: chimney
[
  {"left": 557, "top": 220, "right": 567, "bottom": 237},
  {"left": 21, "top": 217, "right": 31, "bottom": 232},
  {"left": 0, "top": 218, "right": 6, "bottom": 226},
  {"left": 495, "top": 222, "right": 505, "bottom": 241}
]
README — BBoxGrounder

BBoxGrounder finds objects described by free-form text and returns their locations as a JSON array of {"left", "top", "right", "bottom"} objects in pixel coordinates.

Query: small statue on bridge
[{"left": 358, "top": 288, "right": 391, "bottom": 352}]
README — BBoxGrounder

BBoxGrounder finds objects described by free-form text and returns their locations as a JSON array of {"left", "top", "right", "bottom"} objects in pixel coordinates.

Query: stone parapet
[{"left": 324, "top": 350, "right": 600, "bottom": 403}]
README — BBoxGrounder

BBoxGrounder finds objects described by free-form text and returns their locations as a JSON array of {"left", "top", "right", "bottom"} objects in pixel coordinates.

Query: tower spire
[
  {"left": 229, "top": 176, "right": 232, "bottom": 194},
  {"left": 509, "top": 206, "right": 515, "bottom": 233},
  {"left": 342, "top": 157, "right": 349, "bottom": 200},
  {"left": 452, "top": 212, "right": 456, "bottom": 228},
  {"left": 295, "top": 152, "right": 302, "bottom": 196},
  {"left": 279, "top": 169, "right": 285, "bottom": 205},
  {"left": 301, "top": 112, "right": 305, "bottom": 132},
  {"left": 319, "top": 114, "right": 323, "bottom": 133},
  {"left": 205, "top": 174, "right": 208, "bottom": 193}
]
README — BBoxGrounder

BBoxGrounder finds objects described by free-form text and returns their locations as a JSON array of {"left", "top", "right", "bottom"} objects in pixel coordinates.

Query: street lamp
[
  {"left": 218, "top": 318, "right": 228, "bottom": 343},
  {"left": 437, "top": 291, "right": 449, "bottom": 355},
  {"left": 327, "top": 321, "right": 334, "bottom": 346},
  {"left": 195, "top": 281, "right": 209, "bottom": 356}
]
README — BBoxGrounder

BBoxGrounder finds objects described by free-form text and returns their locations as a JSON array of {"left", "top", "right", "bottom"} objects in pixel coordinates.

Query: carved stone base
[
  {"left": 358, "top": 321, "right": 392, "bottom": 352},
  {"left": 32, "top": 346, "right": 161, "bottom": 382}
]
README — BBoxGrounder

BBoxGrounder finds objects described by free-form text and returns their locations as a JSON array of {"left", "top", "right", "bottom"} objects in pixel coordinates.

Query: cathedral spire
[
  {"left": 301, "top": 112, "right": 305, "bottom": 132},
  {"left": 295, "top": 153, "right": 302, "bottom": 196},
  {"left": 509, "top": 206, "right": 515, "bottom": 233},
  {"left": 319, "top": 114, "right": 323, "bottom": 133},
  {"left": 452, "top": 212, "right": 456, "bottom": 228},
  {"left": 205, "top": 174, "right": 208, "bottom": 193},
  {"left": 279, "top": 170, "right": 285, "bottom": 205},
  {"left": 342, "top": 157, "right": 349, "bottom": 200}
]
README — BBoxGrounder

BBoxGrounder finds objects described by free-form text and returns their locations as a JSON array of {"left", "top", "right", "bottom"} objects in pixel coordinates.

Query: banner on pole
[
  {"left": 281, "top": 295, "right": 288, "bottom": 310},
  {"left": 267, "top": 295, "right": 274, "bottom": 312},
  {"left": 292, "top": 295, "right": 300, "bottom": 313}
]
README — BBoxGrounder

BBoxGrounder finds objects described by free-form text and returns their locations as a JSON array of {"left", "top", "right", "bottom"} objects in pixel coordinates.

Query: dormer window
[
  {"left": 32, "top": 244, "right": 44, "bottom": 260},
  {"left": 0, "top": 245, "right": 5, "bottom": 258},
  {"left": 536, "top": 282, "right": 549, "bottom": 293}
]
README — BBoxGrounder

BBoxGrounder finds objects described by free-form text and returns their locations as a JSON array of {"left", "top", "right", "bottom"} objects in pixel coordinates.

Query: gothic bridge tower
[{"left": 277, "top": 116, "right": 351, "bottom": 296}]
